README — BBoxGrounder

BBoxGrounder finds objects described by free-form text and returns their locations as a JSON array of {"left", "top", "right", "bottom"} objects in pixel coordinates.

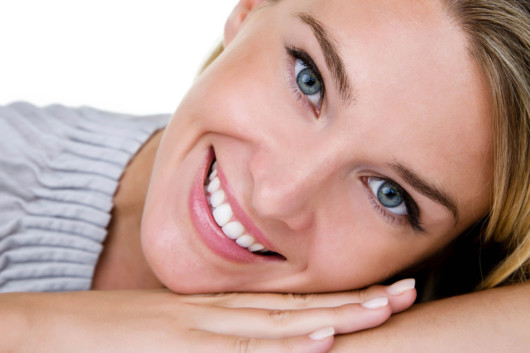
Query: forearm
[
  {"left": 332, "top": 282, "right": 530, "bottom": 352},
  {"left": 0, "top": 285, "right": 412, "bottom": 353},
  {"left": 0, "top": 292, "right": 90, "bottom": 352},
  {"left": 0, "top": 292, "right": 34, "bottom": 352}
]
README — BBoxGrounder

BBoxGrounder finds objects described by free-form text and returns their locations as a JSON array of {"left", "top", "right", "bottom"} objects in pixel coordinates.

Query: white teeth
[
  {"left": 209, "top": 169, "right": 218, "bottom": 180},
  {"left": 210, "top": 190, "right": 226, "bottom": 208},
  {"left": 207, "top": 177, "right": 221, "bottom": 193},
  {"left": 212, "top": 203, "right": 233, "bottom": 227},
  {"left": 236, "top": 234, "right": 255, "bottom": 248},
  {"left": 222, "top": 222, "right": 245, "bottom": 239},
  {"left": 248, "top": 243, "right": 265, "bottom": 252},
  {"left": 205, "top": 161, "right": 272, "bottom": 255}
]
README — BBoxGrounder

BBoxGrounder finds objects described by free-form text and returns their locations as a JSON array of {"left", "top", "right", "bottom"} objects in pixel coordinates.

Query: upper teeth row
[{"left": 205, "top": 162, "right": 268, "bottom": 253}]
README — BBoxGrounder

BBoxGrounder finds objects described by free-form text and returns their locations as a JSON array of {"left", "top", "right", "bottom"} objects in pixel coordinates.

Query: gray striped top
[{"left": 0, "top": 102, "right": 168, "bottom": 292}]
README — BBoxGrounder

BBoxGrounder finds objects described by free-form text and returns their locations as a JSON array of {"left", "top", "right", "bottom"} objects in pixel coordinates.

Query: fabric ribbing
[{"left": 0, "top": 102, "right": 169, "bottom": 292}]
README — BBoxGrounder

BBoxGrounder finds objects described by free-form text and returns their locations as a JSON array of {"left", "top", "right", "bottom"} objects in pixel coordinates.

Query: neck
[{"left": 92, "top": 129, "right": 165, "bottom": 290}]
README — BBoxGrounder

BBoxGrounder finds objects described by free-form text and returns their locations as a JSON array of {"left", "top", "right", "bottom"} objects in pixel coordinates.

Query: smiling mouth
[{"left": 204, "top": 158, "right": 281, "bottom": 257}]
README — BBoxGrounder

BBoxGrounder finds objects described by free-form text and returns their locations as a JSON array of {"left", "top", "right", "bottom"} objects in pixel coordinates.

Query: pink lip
[{"left": 189, "top": 148, "right": 283, "bottom": 263}]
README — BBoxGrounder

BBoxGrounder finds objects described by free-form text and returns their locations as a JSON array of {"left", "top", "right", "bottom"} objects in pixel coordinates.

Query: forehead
[{"left": 279, "top": 0, "right": 492, "bottom": 210}]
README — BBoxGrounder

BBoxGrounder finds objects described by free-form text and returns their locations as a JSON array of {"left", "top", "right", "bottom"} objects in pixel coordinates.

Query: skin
[
  {"left": 331, "top": 282, "right": 530, "bottom": 352},
  {"left": 141, "top": 0, "right": 493, "bottom": 294},
  {"left": 1, "top": 285, "right": 417, "bottom": 353},
  {"left": 92, "top": 130, "right": 164, "bottom": 290},
  {"left": 3, "top": 1, "right": 527, "bottom": 352}
]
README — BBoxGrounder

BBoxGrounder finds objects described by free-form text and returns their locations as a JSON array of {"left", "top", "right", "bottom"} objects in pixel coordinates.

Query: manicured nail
[
  {"left": 387, "top": 278, "right": 416, "bottom": 295},
  {"left": 309, "top": 326, "right": 335, "bottom": 340},
  {"left": 361, "top": 297, "right": 388, "bottom": 309}
]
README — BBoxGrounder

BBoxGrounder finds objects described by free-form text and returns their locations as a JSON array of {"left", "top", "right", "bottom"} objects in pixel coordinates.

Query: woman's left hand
[
  {"left": 183, "top": 277, "right": 417, "bottom": 336},
  {"left": 0, "top": 278, "right": 416, "bottom": 353}
]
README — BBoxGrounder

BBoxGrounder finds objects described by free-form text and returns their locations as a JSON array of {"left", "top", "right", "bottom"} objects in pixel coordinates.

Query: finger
[
  {"left": 185, "top": 291, "right": 365, "bottom": 309},
  {"left": 359, "top": 279, "right": 417, "bottom": 314},
  {"left": 186, "top": 328, "right": 334, "bottom": 353},
  {"left": 388, "top": 282, "right": 417, "bottom": 313},
  {"left": 194, "top": 300, "right": 391, "bottom": 339},
  {"left": 184, "top": 278, "right": 416, "bottom": 313}
]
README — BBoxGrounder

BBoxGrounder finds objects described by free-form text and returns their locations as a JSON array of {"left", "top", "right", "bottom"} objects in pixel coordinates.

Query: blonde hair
[
  {"left": 201, "top": 0, "right": 530, "bottom": 289},
  {"left": 441, "top": 0, "right": 529, "bottom": 288},
  {"left": 199, "top": 42, "right": 224, "bottom": 75}
]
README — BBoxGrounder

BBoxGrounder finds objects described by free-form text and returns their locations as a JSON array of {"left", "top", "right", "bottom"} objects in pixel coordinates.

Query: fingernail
[
  {"left": 309, "top": 326, "right": 335, "bottom": 340},
  {"left": 361, "top": 297, "right": 388, "bottom": 309},
  {"left": 387, "top": 278, "right": 416, "bottom": 295}
]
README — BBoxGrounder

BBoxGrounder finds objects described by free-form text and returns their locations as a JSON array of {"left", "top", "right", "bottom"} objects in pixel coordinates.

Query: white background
[{"left": 0, "top": 1, "right": 236, "bottom": 115}]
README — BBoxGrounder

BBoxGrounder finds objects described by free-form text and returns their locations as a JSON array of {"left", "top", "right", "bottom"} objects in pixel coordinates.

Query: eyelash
[
  {"left": 362, "top": 177, "right": 424, "bottom": 233},
  {"left": 285, "top": 46, "right": 326, "bottom": 116},
  {"left": 284, "top": 47, "right": 423, "bottom": 232}
]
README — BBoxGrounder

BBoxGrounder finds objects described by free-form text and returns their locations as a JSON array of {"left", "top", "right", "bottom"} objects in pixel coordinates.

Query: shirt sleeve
[{"left": 0, "top": 102, "right": 168, "bottom": 292}]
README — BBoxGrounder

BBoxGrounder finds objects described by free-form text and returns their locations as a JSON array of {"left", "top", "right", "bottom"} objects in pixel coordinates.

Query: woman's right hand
[{"left": 2, "top": 279, "right": 415, "bottom": 353}]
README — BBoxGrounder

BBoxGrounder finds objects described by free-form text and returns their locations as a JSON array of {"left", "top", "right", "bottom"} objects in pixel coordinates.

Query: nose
[{"left": 249, "top": 146, "right": 332, "bottom": 231}]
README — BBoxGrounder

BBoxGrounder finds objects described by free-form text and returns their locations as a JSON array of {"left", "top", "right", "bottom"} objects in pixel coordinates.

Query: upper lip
[{"left": 213, "top": 152, "right": 282, "bottom": 256}]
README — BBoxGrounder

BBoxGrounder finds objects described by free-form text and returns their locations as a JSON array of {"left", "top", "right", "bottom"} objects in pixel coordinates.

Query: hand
[{"left": 5, "top": 279, "right": 415, "bottom": 353}]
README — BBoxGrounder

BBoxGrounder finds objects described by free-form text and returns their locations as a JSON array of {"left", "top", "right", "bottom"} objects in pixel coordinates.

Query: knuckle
[
  {"left": 268, "top": 309, "right": 291, "bottom": 323},
  {"left": 287, "top": 293, "right": 314, "bottom": 308},
  {"left": 233, "top": 337, "right": 255, "bottom": 353},
  {"left": 281, "top": 338, "right": 297, "bottom": 353},
  {"left": 357, "top": 289, "right": 369, "bottom": 303},
  {"left": 331, "top": 305, "right": 342, "bottom": 315}
]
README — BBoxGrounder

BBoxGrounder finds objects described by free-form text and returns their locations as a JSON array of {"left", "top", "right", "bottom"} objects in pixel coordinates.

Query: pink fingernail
[
  {"left": 387, "top": 278, "right": 416, "bottom": 295},
  {"left": 309, "top": 327, "right": 335, "bottom": 340},
  {"left": 361, "top": 297, "right": 388, "bottom": 309}
]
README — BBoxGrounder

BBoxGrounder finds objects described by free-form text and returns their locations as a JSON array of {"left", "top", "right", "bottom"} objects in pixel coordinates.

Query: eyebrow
[
  {"left": 296, "top": 12, "right": 355, "bottom": 104},
  {"left": 295, "top": 13, "right": 459, "bottom": 225},
  {"left": 389, "top": 162, "right": 460, "bottom": 224}
]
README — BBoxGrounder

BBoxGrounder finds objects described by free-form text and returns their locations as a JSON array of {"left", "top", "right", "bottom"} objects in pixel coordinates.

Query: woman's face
[{"left": 142, "top": 0, "right": 493, "bottom": 293}]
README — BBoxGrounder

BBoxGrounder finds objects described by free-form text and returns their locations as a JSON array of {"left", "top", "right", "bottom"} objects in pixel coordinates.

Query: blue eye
[
  {"left": 294, "top": 59, "right": 323, "bottom": 108},
  {"left": 367, "top": 178, "right": 408, "bottom": 216}
]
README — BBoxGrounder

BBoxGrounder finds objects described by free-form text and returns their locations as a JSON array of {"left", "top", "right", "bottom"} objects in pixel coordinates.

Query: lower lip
[{"left": 189, "top": 149, "right": 275, "bottom": 263}]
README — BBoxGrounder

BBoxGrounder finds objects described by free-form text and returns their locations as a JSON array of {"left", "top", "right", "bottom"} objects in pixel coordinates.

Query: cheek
[
  {"left": 141, "top": 191, "right": 182, "bottom": 283},
  {"left": 309, "top": 236, "right": 435, "bottom": 290},
  {"left": 300, "top": 195, "right": 388, "bottom": 288},
  {"left": 307, "top": 198, "right": 459, "bottom": 291}
]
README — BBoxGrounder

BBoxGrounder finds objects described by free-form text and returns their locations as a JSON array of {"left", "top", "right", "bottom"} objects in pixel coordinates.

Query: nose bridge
[{"left": 250, "top": 140, "right": 334, "bottom": 229}]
